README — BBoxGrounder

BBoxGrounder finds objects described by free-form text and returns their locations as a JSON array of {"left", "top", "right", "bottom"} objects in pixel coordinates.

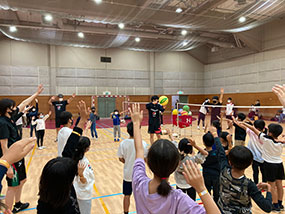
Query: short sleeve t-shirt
[
  {"left": 117, "top": 139, "right": 148, "bottom": 181},
  {"left": 52, "top": 100, "right": 68, "bottom": 117},
  {"left": 132, "top": 159, "right": 206, "bottom": 214},
  {"left": 0, "top": 115, "right": 20, "bottom": 156},
  {"left": 146, "top": 103, "right": 164, "bottom": 124},
  {"left": 112, "top": 114, "right": 120, "bottom": 125},
  {"left": 226, "top": 103, "right": 234, "bottom": 116},
  {"left": 58, "top": 127, "right": 73, "bottom": 157},
  {"left": 246, "top": 128, "right": 263, "bottom": 163},
  {"left": 233, "top": 124, "right": 246, "bottom": 141},
  {"left": 209, "top": 102, "right": 222, "bottom": 122}
]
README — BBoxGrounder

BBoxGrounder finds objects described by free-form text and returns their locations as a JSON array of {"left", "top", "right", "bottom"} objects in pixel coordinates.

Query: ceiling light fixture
[
  {"left": 239, "top": 16, "right": 246, "bottom": 23},
  {"left": 78, "top": 32, "right": 84, "bottom": 38},
  {"left": 176, "top": 8, "right": 183, "bottom": 13},
  {"left": 181, "top": 29, "right": 187, "bottom": 36},
  {"left": 94, "top": 0, "right": 102, "bottom": 4},
  {"left": 44, "top": 14, "right": 53, "bottom": 22},
  {"left": 9, "top": 26, "right": 17, "bottom": 32},
  {"left": 118, "top": 23, "right": 125, "bottom": 29},
  {"left": 135, "top": 37, "right": 141, "bottom": 42}
]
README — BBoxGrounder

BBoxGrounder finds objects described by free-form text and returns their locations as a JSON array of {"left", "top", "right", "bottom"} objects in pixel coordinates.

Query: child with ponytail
[
  {"left": 73, "top": 136, "right": 95, "bottom": 214},
  {"left": 130, "top": 103, "right": 220, "bottom": 214}
]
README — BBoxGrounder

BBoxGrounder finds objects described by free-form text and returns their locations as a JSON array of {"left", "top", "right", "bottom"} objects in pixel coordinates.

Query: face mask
[
  {"left": 59, "top": 98, "right": 63, "bottom": 102},
  {"left": 213, "top": 100, "right": 217, "bottom": 104},
  {"left": 8, "top": 109, "right": 16, "bottom": 118},
  {"left": 40, "top": 115, "right": 44, "bottom": 119},
  {"left": 114, "top": 112, "right": 118, "bottom": 115},
  {"left": 32, "top": 108, "right": 36, "bottom": 112},
  {"left": 227, "top": 100, "right": 231, "bottom": 103},
  {"left": 92, "top": 109, "right": 95, "bottom": 112}
]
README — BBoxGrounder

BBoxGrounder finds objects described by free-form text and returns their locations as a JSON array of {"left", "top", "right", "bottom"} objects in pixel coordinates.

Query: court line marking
[{"left": 26, "top": 143, "right": 37, "bottom": 171}]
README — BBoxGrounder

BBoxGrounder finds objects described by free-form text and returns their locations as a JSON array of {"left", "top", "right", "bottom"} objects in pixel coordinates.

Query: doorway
[{"left": 98, "top": 97, "right": 116, "bottom": 118}]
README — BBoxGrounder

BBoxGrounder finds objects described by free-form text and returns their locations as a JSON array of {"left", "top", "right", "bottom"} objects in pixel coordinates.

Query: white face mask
[
  {"left": 227, "top": 100, "right": 231, "bottom": 103},
  {"left": 32, "top": 109, "right": 36, "bottom": 112},
  {"left": 59, "top": 98, "right": 63, "bottom": 102},
  {"left": 40, "top": 115, "right": 44, "bottom": 119},
  {"left": 114, "top": 112, "right": 118, "bottom": 115}
]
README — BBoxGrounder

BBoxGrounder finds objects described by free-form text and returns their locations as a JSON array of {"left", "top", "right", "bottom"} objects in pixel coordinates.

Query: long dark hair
[
  {"left": 147, "top": 139, "right": 180, "bottom": 197},
  {"left": 39, "top": 157, "right": 77, "bottom": 208},
  {"left": 73, "top": 136, "right": 91, "bottom": 163},
  {"left": 0, "top": 98, "right": 15, "bottom": 116}
]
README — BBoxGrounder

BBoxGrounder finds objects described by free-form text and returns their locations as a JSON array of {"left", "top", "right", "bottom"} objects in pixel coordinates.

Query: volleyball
[
  {"left": 188, "top": 111, "right": 192, "bottom": 116},
  {"left": 181, "top": 111, "right": 188, "bottom": 116},
  {"left": 183, "top": 105, "right": 190, "bottom": 112},
  {"left": 172, "top": 109, "right": 178, "bottom": 115},
  {"left": 159, "top": 96, "right": 169, "bottom": 106}
]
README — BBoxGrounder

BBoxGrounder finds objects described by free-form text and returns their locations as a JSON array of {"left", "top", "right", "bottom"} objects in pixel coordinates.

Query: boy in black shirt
[
  {"left": 48, "top": 93, "right": 76, "bottom": 141},
  {"left": 232, "top": 113, "right": 247, "bottom": 146},
  {"left": 146, "top": 96, "right": 165, "bottom": 145},
  {"left": 208, "top": 88, "right": 224, "bottom": 124}
]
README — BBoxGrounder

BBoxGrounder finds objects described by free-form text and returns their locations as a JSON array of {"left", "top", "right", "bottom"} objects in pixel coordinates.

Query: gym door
[{"left": 98, "top": 97, "right": 116, "bottom": 118}]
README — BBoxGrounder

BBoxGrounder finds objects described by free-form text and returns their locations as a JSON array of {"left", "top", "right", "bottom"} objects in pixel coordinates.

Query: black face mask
[
  {"left": 8, "top": 109, "right": 17, "bottom": 118},
  {"left": 92, "top": 110, "right": 95, "bottom": 113},
  {"left": 213, "top": 100, "right": 218, "bottom": 104}
]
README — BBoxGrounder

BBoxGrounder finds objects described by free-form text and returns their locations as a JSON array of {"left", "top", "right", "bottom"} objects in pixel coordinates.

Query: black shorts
[
  {"left": 55, "top": 117, "right": 61, "bottom": 128},
  {"left": 148, "top": 121, "right": 161, "bottom": 134},
  {"left": 263, "top": 161, "right": 285, "bottom": 182},
  {"left": 6, "top": 159, "right": 26, "bottom": 187},
  {"left": 123, "top": 180, "right": 132, "bottom": 196}
]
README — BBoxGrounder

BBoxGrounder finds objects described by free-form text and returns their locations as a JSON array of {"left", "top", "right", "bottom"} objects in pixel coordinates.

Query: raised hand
[
  {"left": 129, "top": 103, "right": 143, "bottom": 124},
  {"left": 2, "top": 137, "right": 36, "bottom": 165},
  {"left": 36, "top": 84, "right": 44, "bottom": 95},
  {"left": 220, "top": 88, "right": 224, "bottom": 94},
  {"left": 77, "top": 101, "right": 88, "bottom": 121},
  {"left": 183, "top": 160, "right": 206, "bottom": 193},
  {"left": 35, "top": 98, "right": 38, "bottom": 103},
  {"left": 77, "top": 161, "right": 87, "bottom": 177},
  {"left": 23, "top": 105, "right": 32, "bottom": 113},
  {"left": 72, "top": 93, "right": 76, "bottom": 98},
  {"left": 51, "top": 96, "right": 55, "bottom": 100},
  {"left": 272, "top": 84, "right": 285, "bottom": 107},
  {"left": 188, "top": 138, "right": 196, "bottom": 147}
]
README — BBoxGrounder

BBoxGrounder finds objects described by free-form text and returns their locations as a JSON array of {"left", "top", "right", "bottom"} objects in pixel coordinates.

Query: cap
[{"left": 58, "top": 94, "right": 64, "bottom": 98}]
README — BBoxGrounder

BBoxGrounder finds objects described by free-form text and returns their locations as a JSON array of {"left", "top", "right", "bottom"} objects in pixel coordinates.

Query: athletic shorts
[
  {"left": 198, "top": 112, "right": 205, "bottom": 120},
  {"left": 123, "top": 180, "right": 132, "bottom": 196},
  {"left": 263, "top": 161, "right": 285, "bottom": 182},
  {"left": 6, "top": 159, "right": 26, "bottom": 187},
  {"left": 55, "top": 117, "right": 61, "bottom": 128},
  {"left": 148, "top": 121, "right": 161, "bottom": 134}
]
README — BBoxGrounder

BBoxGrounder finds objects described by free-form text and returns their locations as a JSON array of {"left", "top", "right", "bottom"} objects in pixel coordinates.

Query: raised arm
[
  {"left": 183, "top": 160, "right": 220, "bottom": 214},
  {"left": 232, "top": 116, "right": 247, "bottom": 130},
  {"left": 242, "top": 122, "right": 261, "bottom": 136},
  {"left": 18, "top": 85, "right": 44, "bottom": 112},
  {"left": 189, "top": 139, "right": 208, "bottom": 156},
  {"left": 67, "top": 93, "right": 76, "bottom": 104},
  {"left": 219, "top": 88, "right": 224, "bottom": 104},
  {"left": 130, "top": 103, "right": 144, "bottom": 159},
  {"left": 272, "top": 84, "right": 285, "bottom": 107},
  {"left": 48, "top": 96, "right": 55, "bottom": 105}
]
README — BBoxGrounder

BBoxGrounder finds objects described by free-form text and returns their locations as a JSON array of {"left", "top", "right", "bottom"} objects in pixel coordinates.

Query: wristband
[
  {"left": 0, "top": 160, "right": 10, "bottom": 169},
  {"left": 198, "top": 189, "right": 208, "bottom": 197},
  {"left": 72, "top": 131, "right": 81, "bottom": 136}
]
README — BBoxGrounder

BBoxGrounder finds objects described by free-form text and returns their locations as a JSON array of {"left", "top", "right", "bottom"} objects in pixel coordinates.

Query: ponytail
[
  {"left": 157, "top": 179, "right": 171, "bottom": 197},
  {"left": 72, "top": 136, "right": 90, "bottom": 163}
]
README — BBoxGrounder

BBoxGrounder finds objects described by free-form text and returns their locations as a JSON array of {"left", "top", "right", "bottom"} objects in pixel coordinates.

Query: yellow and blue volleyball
[
  {"left": 172, "top": 109, "right": 178, "bottom": 115},
  {"left": 159, "top": 96, "right": 169, "bottom": 106}
]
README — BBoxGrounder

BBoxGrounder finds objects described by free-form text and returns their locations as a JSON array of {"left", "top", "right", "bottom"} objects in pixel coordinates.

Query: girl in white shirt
[
  {"left": 32, "top": 111, "right": 51, "bottom": 149},
  {"left": 73, "top": 136, "right": 95, "bottom": 214}
]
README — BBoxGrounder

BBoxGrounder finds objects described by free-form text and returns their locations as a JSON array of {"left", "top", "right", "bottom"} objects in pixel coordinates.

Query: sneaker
[
  {"left": 12, "top": 202, "right": 29, "bottom": 213},
  {"left": 280, "top": 205, "right": 284, "bottom": 211},
  {"left": 38, "top": 147, "right": 43, "bottom": 150},
  {"left": 95, "top": 138, "right": 98, "bottom": 141},
  {"left": 272, "top": 206, "right": 281, "bottom": 212},
  {"left": 197, "top": 126, "right": 200, "bottom": 130},
  {"left": 114, "top": 139, "right": 117, "bottom": 142},
  {"left": 54, "top": 138, "right": 58, "bottom": 142},
  {"left": 41, "top": 146, "right": 46, "bottom": 149},
  {"left": 203, "top": 126, "right": 205, "bottom": 130},
  {"left": 117, "top": 138, "right": 120, "bottom": 142}
]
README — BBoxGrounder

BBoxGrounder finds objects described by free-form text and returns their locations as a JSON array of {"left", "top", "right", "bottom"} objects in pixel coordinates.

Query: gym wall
[{"left": 0, "top": 39, "right": 204, "bottom": 96}]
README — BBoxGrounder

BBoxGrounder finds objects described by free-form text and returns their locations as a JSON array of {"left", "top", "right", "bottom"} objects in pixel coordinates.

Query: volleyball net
[{"left": 122, "top": 100, "right": 285, "bottom": 138}]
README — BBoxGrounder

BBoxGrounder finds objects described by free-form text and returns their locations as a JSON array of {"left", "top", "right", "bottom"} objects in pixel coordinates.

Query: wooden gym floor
[{"left": 3, "top": 117, "right": 285, "bottom": 214}]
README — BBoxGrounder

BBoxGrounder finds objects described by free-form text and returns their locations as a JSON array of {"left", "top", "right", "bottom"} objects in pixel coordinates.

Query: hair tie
[{"left": 161, "top": 177, "right": 167, "bottom": 180}]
